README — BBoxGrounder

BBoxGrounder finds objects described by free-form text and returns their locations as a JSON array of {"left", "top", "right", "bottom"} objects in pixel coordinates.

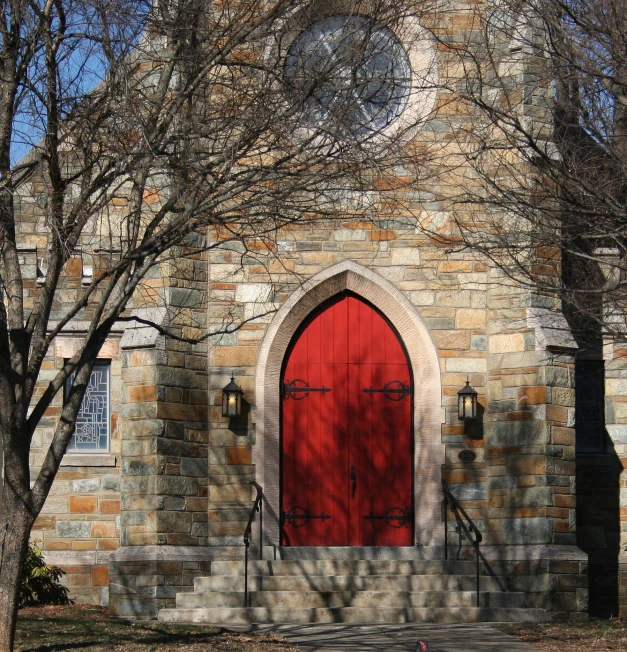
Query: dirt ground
[
  {"left": 500, "top": 619, "right": 627, "bottom": 651},
  {"left": 16, "top": 606, "right": 627, "bottom": 651},
  {"left": 16, "top": 606, "right": 295, "bottom": 652}
]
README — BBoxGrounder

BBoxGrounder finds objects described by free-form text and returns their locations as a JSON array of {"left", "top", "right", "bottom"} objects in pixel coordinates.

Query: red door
[{"left": 281, "top": 294, "right": 413, "bottom": 546}]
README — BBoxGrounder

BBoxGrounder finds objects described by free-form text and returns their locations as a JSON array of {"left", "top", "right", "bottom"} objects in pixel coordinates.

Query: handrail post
[
  {"left": 443, "top": 496, "right": 448, "bottom": 561},
  {"left": 259, "top": 499, "right": 263, "bottom": 561},
  {"left": 244, "top": 539, "right": 249, "bottom": 608},
  {"left": 243, "top": 481, "right": 264, "bottom": 608},
  {"left": 442, "top": 480, "right": 485, "bottom": 609},
  {"left": 476, "top": 543, "right": 480, "bottom": 607}
]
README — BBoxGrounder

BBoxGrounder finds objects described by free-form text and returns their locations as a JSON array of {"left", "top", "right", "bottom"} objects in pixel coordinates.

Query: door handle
[{"left": 350, "top": 465, "right": 357, "bottom": 498}]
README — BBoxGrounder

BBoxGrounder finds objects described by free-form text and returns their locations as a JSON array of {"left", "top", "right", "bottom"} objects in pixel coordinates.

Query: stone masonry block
[
  {"left": 538, "top": 366, "right": 573, "bottom": 388},
  {"left": 102, "top": 475, "right": 120, "bottom": 491},
  {"left": 390, "top": 247, "right": 421, "bottom": 265},
  {"left": 226, "top": 447, "right": 251, "bottom": 465},
  {"left": 489, "top": 487, "right": 552, "bottom": 508},
  {"left": 156, "top": 511, "right": 193, "bottom": 533},
  {"left": 448, "top": 483, "right": 486, "bottom": 501},
  {"left": 445, "top": 358, "right": 487, "bottom": 373},
  {"left": 57, "top": 521, "right": 91, "bottom": 538},
  {"left": 213, "top": 346, "right": 259, "bottom": 368},
  {"left": 120, "top": 476, "right": 149, "bottom": 494},
  {"left": 70, "top": 496, "right": 97, "bottom": 513},
  {"left": 496, "top": 517, "right": 552, "bottom": 545},
  {"left": 169, "top": 288, "right": 203, "bottom": 308},
  {"left": 73, "top": 479, "right": 100, "bottom": 493},
  {"left": 180, "top": 457, "right": 209, "bottom": 477},
  {"left": 40, "top": 496, "right": 68, "bottom": 514},
  {"left": 153, "top": 476, "right": 199, "bottom": 496},
  {"left": 156, "top": 403, "right": 198, "bottom": 421},
  {"left": 433, "top": 330, "right": 471, "bottom": 350},
  {"left": 491, "top": 334, "right": 527, "bottom": 353},
  {"left": 488, "top": 421, "right": 549, "bottom": 446},
  {"left": 456, "top": 309, "right": 486, "bottom": 329},
  {"left": 552, "top": 387, "right": 575, "bottom": 406},
  {"left": 210, "top": 484, "right": 251, "bottom": 503},
  {"left": 518, "top": 386, "right": 547, "bottom": 405},
  {"left": 234, "top": 283, "right": 272, "bottom": 303}
]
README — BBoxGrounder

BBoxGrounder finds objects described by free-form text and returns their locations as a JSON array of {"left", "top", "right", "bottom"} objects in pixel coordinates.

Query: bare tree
[
  {"left": 417, "top": 0, "right": 627, "bottom": 352},
  {"left": 0, "top": 0, "right": 438, "bottom": 647}
]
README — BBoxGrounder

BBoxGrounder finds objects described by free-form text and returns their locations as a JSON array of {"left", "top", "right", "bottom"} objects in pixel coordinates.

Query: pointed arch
[{"left": 253, "top": 261, "right": 445, "bottom": 546}]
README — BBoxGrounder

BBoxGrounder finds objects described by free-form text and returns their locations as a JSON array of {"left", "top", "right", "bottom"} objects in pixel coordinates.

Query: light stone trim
[
  {"left": 110, "top": 545, "right": 213, "bottom": 562},
  {"left": 120, "top": 307, "right": 168, "bottom": 350},
  {"left": 44, "top": 550, "right": 114, "bottom": 566},
  {"left": 253, "top": 260, "right": 446, "bottom": 547},
  {"left": 527, "top": 307, "right": 577, "bottom": 352},
  {"left": 480, "top": 544, "right": 587, "bottom": 562},
  {"left": 61, "top": 454, "right": 117, "bottom": 467}
]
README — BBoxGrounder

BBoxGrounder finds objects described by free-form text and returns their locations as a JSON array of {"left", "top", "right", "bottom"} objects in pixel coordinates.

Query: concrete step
[
  {"left": 210, "top": 559, "right": 482, "bottom": 577},
  {"left": 158, "top": 606, "right": 548, "bottom": 625},
  {"left": 176, "top": 590, "right": 529, "bottom": 609},
  {"left": 194, "top": 573, "right": 506, "bottom": 593}
]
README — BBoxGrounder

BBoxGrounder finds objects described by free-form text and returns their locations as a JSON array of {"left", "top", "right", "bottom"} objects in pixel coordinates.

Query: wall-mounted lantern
[
  {"left": 222, "top": 376, "right": 243, "bottom": 417},
  {"left": 457, "top": 379, "right": 478, "bottom": 420}
]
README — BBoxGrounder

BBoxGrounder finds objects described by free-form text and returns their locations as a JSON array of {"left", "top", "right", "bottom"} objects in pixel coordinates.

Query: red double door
[{"left": 281, "top": 294, "right": 413, "bottom": 546}]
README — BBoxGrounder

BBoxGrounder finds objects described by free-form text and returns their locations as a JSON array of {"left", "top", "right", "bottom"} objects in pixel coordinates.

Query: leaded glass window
[
  {"left": 66, "top": 362, "right": 110, "bottom": 452},
  {"left": 283, "top": 16, "right": 412, "bottom": 137}
]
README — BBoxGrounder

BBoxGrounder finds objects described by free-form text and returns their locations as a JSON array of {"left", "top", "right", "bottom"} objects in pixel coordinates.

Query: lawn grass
[
  {"left": 16, "top": 606, "right": 295, "bottom": 652},
  {"left": 500, "top": 618, "right": 627, "bottom": 651}
]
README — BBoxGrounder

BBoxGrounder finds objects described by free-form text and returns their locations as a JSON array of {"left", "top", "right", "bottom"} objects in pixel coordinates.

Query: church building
[{"left": 13, "top": 1, "right": 626, "bottom": 624}]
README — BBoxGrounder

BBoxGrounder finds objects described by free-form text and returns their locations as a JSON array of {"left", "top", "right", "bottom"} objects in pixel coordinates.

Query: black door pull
[{"left": 350, "top": 465, "right": 357, "bottom": 498}]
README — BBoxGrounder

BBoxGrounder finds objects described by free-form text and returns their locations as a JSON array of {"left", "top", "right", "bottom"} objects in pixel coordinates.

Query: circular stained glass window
[{"left": 284, "top": 15, "right": 412, "bottom": 137}]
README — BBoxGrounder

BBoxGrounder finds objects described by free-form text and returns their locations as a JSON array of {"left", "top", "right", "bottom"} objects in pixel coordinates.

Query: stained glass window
[
  {"left": 284, "top": 16, "right": 412, "bottom": 137},
  {"left": 66, "top": 363, "right": 110, "bottom": 452}
]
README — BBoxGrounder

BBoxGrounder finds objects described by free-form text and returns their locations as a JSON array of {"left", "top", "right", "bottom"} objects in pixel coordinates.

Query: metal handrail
[
  {"left": 243, "top": 481, "right": 264, "bottom": 608},
  {"left": 442, "top": 479, "right": 483, "bottom": 607}
]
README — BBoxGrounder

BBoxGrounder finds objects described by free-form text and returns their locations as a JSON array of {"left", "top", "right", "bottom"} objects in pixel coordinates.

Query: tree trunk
[{"left": 0, "top": 498, "right": 33, "bottom": 652}]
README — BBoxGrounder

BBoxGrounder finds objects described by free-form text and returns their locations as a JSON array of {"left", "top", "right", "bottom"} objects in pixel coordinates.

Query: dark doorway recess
[
  {"left": 575, "top": 358, "right": 621, "bottom": 618},
  {"left": 562, "top": 255, "right": 621, "bottom": 618}
]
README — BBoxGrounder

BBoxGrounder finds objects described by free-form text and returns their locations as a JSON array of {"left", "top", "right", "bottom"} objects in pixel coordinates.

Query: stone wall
[
  {"left": 29, "top": 337, "right": 123, "bottom": 605},
  {"left": 108, "top": 242, "right": 210, "bottom": 617}
]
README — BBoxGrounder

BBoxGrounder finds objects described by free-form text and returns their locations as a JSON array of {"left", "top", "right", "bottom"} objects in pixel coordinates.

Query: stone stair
[{"left": 158, "top": 550, "right": 549, "bottom": 624}]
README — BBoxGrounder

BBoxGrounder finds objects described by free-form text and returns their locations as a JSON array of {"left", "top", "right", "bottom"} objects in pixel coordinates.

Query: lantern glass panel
[
  {"left": 457, "top": 382, "right": 478, "bottom": 420},
  {"left": 462, "top": 393, "right": 476, "bottom": 419},
  {"left": 222, "top": 388, "right": 241, "bottom": 417}
]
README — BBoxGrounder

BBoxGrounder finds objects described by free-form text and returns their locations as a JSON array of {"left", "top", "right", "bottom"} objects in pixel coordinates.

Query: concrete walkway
[{"left": 234, "top": 623, "right": 540, "bottom": 651}]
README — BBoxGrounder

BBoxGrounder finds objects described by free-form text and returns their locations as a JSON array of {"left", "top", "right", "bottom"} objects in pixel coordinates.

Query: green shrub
[{"left": 19, "top": 541, "right": 72, "bottom": 607}]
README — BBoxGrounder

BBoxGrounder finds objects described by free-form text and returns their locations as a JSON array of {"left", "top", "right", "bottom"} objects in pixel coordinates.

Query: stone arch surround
[{"left": 252, "top": 260, "right": 446, "bottom": 547}]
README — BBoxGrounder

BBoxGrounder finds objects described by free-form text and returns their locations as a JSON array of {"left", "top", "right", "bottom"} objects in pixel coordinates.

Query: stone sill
[{"left": 61, "top": 454, "right": 117, "bottom": 467}]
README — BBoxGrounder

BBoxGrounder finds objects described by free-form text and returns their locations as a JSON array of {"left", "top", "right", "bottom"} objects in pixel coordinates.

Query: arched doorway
[
  {"left": 253, "top": 261, "right": 445, "bottom": 548},
  {"left": 281, "top": 293, "right": 413, "bottom": 546}
]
